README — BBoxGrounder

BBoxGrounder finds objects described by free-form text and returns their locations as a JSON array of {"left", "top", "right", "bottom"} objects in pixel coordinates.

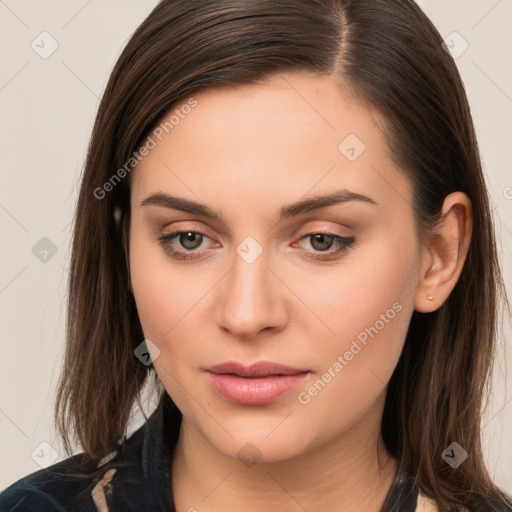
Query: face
[{"left": 129, "top": 72, "right": 423, "bottom": 463}]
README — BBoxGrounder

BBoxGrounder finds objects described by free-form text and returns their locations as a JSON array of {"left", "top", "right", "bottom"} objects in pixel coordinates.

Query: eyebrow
[{"left": 140, "top": 189, "right": 378, "bottom": 221}]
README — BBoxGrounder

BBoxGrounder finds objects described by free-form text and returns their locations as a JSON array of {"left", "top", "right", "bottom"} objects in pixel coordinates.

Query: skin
[{"left": 128, "top": 72, "right": 472, "bottom": 512}]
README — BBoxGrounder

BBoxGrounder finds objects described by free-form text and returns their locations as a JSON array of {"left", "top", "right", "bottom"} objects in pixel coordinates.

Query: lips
[
  {"left": 204, "top": 360, "right": 309, "bottom": 377},
  {"left": 204, "top": 361, "right": 310, "bottom": 405}
]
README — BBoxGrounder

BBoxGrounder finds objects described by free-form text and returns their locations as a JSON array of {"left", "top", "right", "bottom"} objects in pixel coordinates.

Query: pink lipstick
[{"left": 204, "top": 361, "right": 310, "bottom": 405}]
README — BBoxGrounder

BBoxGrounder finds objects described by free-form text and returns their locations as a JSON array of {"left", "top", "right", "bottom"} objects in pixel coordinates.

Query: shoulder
[
  {"left": 0, "top": 452, "right": 103, "bottom": 512},
  {"left": 0, "top": 394, "right": 179, "bottom": 512}
]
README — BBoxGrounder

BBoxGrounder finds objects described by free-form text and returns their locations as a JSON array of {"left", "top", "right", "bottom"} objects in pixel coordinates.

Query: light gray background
[{"left": 1, "top": 0, "right": 511, "bottom": 494}]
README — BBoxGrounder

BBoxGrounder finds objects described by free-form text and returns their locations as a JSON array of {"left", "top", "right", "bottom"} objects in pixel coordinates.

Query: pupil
[
  {"left": 312, "top": 234, "right": 333, "bottom": 251},
  {"left": 181, "top": 232, "right": 202, "bottom": 249}
]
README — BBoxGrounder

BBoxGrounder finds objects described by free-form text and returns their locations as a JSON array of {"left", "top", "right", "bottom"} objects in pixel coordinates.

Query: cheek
[
  {"left": 301, "top": 228, "right": 418, "bottom": 339},
  {"left": 129, "top": 224, "right": 203, "bottom": 364},
  {"left": 131, "top": 259, "right": 207, "bottom": 410},
  {"left": 293, "top": 228, "right": 418, "bottom": 400}
]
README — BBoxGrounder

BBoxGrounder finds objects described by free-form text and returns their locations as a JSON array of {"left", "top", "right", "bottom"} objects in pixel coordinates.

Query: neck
[{"left": 171, "top": 396, "right": 397, "bottom": 512}]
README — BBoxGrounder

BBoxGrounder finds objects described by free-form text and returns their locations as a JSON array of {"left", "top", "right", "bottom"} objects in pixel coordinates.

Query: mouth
[{"left": 203, "top": 361, "right": 311, "bottom": 405}]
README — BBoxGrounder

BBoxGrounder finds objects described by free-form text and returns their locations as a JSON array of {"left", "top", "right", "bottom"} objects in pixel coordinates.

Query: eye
[
  {"left": 156, "top": 229, "right": 355, "bottom": 261},
  {"left": 294, "top": 232, "right": 355, "bottom": 260},
  {"left": 157, "top": 230, "right": 216, "bottom": 260}
]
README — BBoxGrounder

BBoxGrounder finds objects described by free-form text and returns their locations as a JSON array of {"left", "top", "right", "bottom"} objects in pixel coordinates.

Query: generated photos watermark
[
  {"left": 298, "top": 301, "right": 403, "bottom": 405},
  {"left": 93, "top": 96, "right": 198, "bottom": 200}
]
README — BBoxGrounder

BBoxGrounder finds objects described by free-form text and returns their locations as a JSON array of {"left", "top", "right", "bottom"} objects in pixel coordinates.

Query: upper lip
[{"left": 204, "top": 361, "right": 309, "bottom": 377}]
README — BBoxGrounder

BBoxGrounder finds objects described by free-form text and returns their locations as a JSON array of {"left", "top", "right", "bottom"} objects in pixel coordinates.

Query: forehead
[{"left": 131, "top": 73, "right": 412, "bottom": 220}]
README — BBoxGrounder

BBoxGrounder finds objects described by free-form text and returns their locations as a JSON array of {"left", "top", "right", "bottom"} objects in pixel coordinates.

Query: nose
[{"left": 215, "top": 247, "right": 288, "bottom": 339}]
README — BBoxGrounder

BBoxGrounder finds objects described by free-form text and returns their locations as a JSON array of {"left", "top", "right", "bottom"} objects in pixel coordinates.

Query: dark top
[{"left": 0, "top": 391, "right": 508, "bottom": 511}]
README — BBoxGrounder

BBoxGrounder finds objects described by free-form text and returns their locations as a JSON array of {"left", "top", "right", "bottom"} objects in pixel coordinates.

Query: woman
[{"left": 1, "top": 0, "right": 510, "bottom": 510}]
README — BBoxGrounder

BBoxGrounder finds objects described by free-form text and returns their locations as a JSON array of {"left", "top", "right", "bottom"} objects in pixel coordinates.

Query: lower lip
[{"left": 206, "top": 372, "right": 310, "bottom": 405}]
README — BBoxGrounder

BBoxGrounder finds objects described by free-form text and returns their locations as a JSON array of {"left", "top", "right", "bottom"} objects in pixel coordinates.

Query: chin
[{"left": 202, "top": 420, "right": 315, "bottom": 465}]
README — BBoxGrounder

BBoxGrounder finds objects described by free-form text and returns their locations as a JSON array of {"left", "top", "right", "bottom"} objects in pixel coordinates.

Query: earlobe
[
  {"left": 415, "top": 259, "right": 440, "bottom": 312},
  {"left": 414, "top": 192, "right": 472, "bottom": 313}
]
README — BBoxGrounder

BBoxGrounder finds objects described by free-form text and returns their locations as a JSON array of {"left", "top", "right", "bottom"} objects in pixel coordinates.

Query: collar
[{"left": 101, "top": 390, "right": 181, "bottom": 511}]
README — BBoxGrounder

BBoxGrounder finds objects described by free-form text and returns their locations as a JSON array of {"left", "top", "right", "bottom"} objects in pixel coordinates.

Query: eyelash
[{"left": 156, "top": 229, "right": 356, "bottom": 262}]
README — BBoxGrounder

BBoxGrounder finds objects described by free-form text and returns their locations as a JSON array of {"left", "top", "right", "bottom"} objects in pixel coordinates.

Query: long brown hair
[{"left": 55, "top": 0, "right": 511, "bottom": 509}]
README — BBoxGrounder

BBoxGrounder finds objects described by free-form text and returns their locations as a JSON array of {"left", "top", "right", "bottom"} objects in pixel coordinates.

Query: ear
[{"left": 414, "top": 192, "right": 472, "bottom": 313}]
